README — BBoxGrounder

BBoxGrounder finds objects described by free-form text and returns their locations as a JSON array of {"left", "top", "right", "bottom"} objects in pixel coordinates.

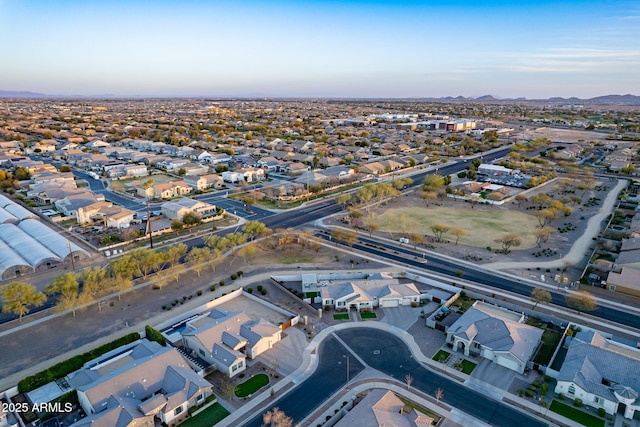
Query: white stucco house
[
  {"left": 182, "top": 309, "right": 282, "bottom": 378},
  {"left": 67, "top": 340, "right": 213, "bottom": 427},
  {"left": 554, "top": 329, "right": 640, "bottom": 419},
  {"left": 446, "top": 301, "right": 543, "bottom": 374},
  {"left": 320, "top": 272, "right": 423, "bottom": 310}
]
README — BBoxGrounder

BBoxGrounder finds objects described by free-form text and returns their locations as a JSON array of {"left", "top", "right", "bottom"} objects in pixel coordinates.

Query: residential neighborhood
[{"left": 0, "top": 96, "right": 639, "bottom": 427}]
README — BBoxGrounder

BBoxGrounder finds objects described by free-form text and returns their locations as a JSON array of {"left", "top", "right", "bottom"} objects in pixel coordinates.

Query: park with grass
[
  {"left": 234, "top": 373, "right": 270, "bottom": 398},
  {"left": 377, "top": 206, "right": 539, "bottom": 248}
]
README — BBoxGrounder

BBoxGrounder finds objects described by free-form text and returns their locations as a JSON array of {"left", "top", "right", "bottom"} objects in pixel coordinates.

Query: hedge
[
  {"left": 145, "top": 325, "right": 167, "bottom": 347},
  {"left": 18, "top": 332, "right": 140, "bottom": 393}
]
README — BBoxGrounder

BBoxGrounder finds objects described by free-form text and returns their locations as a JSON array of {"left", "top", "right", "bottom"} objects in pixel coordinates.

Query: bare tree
[
  {"left": 435, "top": 387, "right": 444, "bottom": 404},
  {"left": 405, "top": 374, "right": 413, "bottom": 390},
  {"left": 262, "top": 407, "right": 292, "bottom": 427},
  {"left": 566, "top": 291, "right": 597, "bottom": 313},
  {"left": 494, "top": 233, "right": 522, "bottom": 253}
]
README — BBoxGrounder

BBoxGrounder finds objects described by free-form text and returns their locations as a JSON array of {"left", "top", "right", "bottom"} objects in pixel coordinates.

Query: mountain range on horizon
[{"left": 1, "top": 90, "right": 639, "bottom": 106}]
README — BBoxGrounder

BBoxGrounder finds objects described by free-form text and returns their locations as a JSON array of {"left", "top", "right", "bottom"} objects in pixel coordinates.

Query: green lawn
[
  {"left": 360, "top": 312, "right": 377, "bottom": 319},
  {"left": 333, "top": 313, "right": 350, "bottom": 320},
  {"left": 459, "top": 359, "right": 477, "bottom": 375},
  {"left": 234, "top": 374, "right": 269, "bottom": 398},
  {"left": 179, "top": 403, "right": 230, "bottom": 427},
  {"left": 533, "top": 329, "right": 562, "bottom": 365},
  {"left": 550, "top": 400, "right": 604, "bottom": 427},
  {"left": 432, "top": 350, "right": 450, "bottom": 362}
]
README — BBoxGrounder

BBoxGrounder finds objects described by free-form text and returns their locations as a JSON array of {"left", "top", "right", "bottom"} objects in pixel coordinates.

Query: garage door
[
  {"left": 382, "top": 299, "right": 399, "bottom": 308},
  {"left": 497, "top": 356, "right": 521, "bottom": 372}
]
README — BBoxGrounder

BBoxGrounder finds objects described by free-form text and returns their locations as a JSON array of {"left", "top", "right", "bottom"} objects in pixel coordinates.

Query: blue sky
[{"left": 1, "top": 0, "right": 638, "bottom": 98}]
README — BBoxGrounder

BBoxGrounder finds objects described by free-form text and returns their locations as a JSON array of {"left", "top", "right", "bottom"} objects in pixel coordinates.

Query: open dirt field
[
  {"left": 376, "top": 205, "right": 539, "bottom": 248},
  {"left": 518, "top": 127, "right": 611, "bottom": 144}
]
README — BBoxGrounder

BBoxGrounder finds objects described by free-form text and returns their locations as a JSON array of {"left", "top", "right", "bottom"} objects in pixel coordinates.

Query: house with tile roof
[
  {"left": 320, "top": 273, "right": 423, "bottom": 310},
  {"left": 554, "top": 330, "right": 640, "bottom": 419},
  {"left": 334, "top": 389, "right": 433, "bottom": 427},
  {"left": 182, "top": 309, "right": 282, "bottom": 378},
  {"left": 446, "top": 301, "right": 543, "bottom": 374},
  {"left": 68, "top": 340, "right": 213, "bottom": 427}
]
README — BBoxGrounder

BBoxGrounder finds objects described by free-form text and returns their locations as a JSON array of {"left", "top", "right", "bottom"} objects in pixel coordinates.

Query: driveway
[
  {"left": 381, "top": 305, "right": 422, "bottom": 330},
  {"left": 469, "top": 358, "right": 517, "bottom": 391}
]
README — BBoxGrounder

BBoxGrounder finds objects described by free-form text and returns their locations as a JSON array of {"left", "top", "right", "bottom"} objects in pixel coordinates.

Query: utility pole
[
  {"left": 146, "top": 200, "right": 154, "bottom": 249},
  {"left": 68, "top": 240, "right": 75, "bottom": 270}
]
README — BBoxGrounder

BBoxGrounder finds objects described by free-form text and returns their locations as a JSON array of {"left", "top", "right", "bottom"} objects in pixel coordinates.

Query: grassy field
[
  {"left": 550, "top": 400, "right": 604, "bottom": 427},
  {"left": 180, "top": 403, "right": 229, "bottom": 427},
  {"left": 234, "top": 374, "right": 269, "bottom": 398},
  {"left": 376, "top": 206, "right": 539, "bottom": 248}
]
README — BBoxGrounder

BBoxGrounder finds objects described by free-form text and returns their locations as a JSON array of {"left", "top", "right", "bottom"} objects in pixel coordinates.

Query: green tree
[
  {"left": 530, "top": 287, "right": 552, "bottom": 310},
  {"left": 242, "top": 220, "right": 267, "bottom": 241},
  {"left": 185, "top": 246, "right": 210, "bottom": 277},
  {"left": 182, "top": 212, "right": 202, "bottom": 227},
  {"left": 45, "top": 272, "right": 84, "bottom": 316},
  {"left": 422, "top": 174, "right": 446, "bottom": 190},
  {"left": 451, "top": 227, "right": 466, "bottom": 245},
  {"left": 81, "top": 266, "right": 107, "bottom": 310},
  {"left": 13, "top": 166, "right": 31, "bottom": 181},
  {"left": 430, "top": 224, "right": 450, "bottom": 242},
  {"left": 129, "top": 248, "right": 160, "bottom": 279},
  {"left": 1, "top": 282, "right": 46, "bottom": 321}
]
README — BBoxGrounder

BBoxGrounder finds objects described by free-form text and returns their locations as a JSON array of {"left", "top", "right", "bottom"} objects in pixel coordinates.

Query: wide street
[{"left": 240, "top": 328, "right": 547, "bottom": 427}]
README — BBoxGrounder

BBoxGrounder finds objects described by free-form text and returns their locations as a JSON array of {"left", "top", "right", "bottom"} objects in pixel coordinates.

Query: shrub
[
  {"left": 544, "top": 374, "right": 551, "bottom": 383},
  {"left": 540, "top": 383, "right": 548, "bottom": 396},
  {"left": 219, "top": 280, "right": 225, "bottom": 286},
  {"left": 598, "top": 407, "right": 606, "bottom": 417},
  {"left": 196, "top": 290, "right": 203, "bottom": 296},
  {"left": 237, "top": 270, "right": 243, "bottom": 277},
  {"left": 18, "top": 333, "right": 140, "bottom": 393},
  {"left": 230, "top": 273, "right": 237, "bottom": 280},
  {"left": 573, "top": 398, "right": 583, "bottom": 407},
  {"left": 257, "top": 285, "right": 264, "bottom": 291},
  {"left": 524, "top": 389, "right": 534, "bottom": 398},
  {"left": 261, "top": 288, "right": 267, "bottom": 295},
  {"left": 145, "top": 325, "right": 167, "bottom": 347},
  {"left": 210, "top": 285, "right": 216, "bottom": 292},
  {"left": 247, "top": 288, "right": 254, "bottom": 294},
  {"left": 559, "top": 393, "right": 565, "bottom": 400}
]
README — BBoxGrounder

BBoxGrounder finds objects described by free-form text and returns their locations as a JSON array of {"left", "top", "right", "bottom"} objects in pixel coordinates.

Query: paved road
[
  {"left": 319, "top": 232, "right": 640, "bottom": 331},
  {"left": 335, "top": 328, "right": 548, "bottom": 427},
  {"left": 241, "top": 328, "right": 546, "bottom": 427},
  {"left": 241, "top": 335, "right": 365, "bottom": 427}
]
